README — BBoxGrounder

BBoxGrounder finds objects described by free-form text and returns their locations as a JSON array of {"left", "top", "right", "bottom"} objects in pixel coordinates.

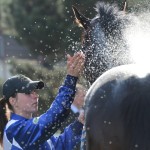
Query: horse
[
  {"left": 72, "top": 2, "right": 150, "bottom": 150},
  {"left": 84, "top": 64, "right": 150, "bottom": 150},
  {"left": 72, "top": 1, "right": 133, "bottom": 85}
]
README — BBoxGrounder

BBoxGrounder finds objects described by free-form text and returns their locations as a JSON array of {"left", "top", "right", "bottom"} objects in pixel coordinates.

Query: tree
[{"left": 7, "top": 0, "right": 73, "bottom": 65}]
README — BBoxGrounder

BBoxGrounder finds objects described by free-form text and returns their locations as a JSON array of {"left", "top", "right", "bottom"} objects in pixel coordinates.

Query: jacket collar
[{"left": 10, "top": 113, "right": 28, "bottom": 120}]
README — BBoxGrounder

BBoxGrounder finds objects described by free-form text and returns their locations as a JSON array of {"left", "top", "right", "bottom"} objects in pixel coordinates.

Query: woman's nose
[{"left": 31, "top": 91, "right": 39, "bottom": 98}]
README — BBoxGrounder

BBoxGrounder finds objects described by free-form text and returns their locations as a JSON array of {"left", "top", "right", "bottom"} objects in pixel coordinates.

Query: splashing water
[
  {"left": 72, "top": 2, "right": 150, "bottom": 85},
  {"left": 125, "top": 12, "right": 150, "bottom": 65}
]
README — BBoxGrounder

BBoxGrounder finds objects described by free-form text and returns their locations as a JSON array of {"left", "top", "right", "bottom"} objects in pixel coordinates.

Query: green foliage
[
  {"left": 127, "top": 0, "right": 150, "bottom": 12},
  {"left": 7, "top": 0, "right": 71, "bottom": 62},
  {"left": 0, "top": 79, "right": 3, "bottom": 98},
  {"left": 9, "top": 59, "right": 66, "bottom": 114}
]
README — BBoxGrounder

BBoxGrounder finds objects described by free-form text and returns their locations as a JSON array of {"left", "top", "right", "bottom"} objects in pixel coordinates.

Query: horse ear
[
  {"left": 72, "top": 5, "right": 90, "bottom": 29},
  {"left": 123, "top": 0, "right": 127, "bottom": 12}
]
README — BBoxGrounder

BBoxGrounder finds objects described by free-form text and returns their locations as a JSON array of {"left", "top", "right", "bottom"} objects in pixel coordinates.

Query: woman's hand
[
  {"left": 67, "top": 51, "right": 85, "bottom": 77},
  {"left": 78, "top": 111, "right": 85, "bottom": 124}
]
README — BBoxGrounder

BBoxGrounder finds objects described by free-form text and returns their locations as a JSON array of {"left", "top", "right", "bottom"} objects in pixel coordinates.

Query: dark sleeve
[{"left": 51, "top": 120, "right": 83, "bottom": 150}]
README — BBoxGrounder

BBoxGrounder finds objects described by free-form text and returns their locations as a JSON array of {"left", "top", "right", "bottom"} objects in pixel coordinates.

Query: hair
[{"left": 0, "top": 95, "right": 14, "bottom": 146}]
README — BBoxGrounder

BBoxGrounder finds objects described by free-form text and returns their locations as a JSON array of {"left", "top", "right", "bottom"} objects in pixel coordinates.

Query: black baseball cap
[{"left": 3, "top": 74, "right": 44, "bottom": 100}]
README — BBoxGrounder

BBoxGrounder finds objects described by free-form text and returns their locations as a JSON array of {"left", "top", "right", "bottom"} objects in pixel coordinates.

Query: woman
[{"left": 0, "top": 52, "right": 85, "bottom": 150}]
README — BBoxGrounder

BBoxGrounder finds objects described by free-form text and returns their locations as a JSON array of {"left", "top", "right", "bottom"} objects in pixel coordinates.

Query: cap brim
[{"left": 24, "top": 81, "right": 44, "bottom": 94}]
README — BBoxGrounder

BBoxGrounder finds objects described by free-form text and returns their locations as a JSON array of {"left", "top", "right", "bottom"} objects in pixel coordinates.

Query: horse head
[{"left": 73, "top": 2, "right": 133, "bottom": 85}]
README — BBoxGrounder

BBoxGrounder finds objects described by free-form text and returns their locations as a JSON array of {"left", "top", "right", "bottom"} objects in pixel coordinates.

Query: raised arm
[{"left": 4, "top": 52, "right": 85, "bottom": 149}]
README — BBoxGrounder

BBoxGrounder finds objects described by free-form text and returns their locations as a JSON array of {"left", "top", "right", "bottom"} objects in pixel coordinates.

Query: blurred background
[{"left": 0, "top": 0, "right": 150, "bottom": 149}]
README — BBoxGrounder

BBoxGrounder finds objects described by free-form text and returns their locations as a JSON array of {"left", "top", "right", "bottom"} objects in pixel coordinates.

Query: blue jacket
[{"left": 3, "top": 75, "right": 83, "bottom": 150}]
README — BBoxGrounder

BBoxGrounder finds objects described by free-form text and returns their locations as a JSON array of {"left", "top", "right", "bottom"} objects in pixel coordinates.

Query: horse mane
[{"left": 94, "top": 2, "right": 128, "bottom": 36}]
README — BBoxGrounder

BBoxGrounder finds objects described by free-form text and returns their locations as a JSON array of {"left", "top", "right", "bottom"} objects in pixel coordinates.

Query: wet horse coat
[{"left": 84, "top": 64, "right": 150, "bottom": 150}]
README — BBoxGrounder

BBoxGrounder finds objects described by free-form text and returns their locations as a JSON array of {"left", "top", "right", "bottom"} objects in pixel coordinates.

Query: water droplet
[
  {"left": 109, "top": 141, "right": 112, "bottom": 144},
  {"left": 108, "top": 121, "right": 111, "bottom": 124},
  {"left": 134, "top": 144, "right": 139, "bottom": 148}
]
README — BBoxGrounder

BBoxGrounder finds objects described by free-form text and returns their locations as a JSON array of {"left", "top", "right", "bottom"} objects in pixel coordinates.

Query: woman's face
[{"left": 11, "top": 90, "right": 39, "bottom": 118}]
